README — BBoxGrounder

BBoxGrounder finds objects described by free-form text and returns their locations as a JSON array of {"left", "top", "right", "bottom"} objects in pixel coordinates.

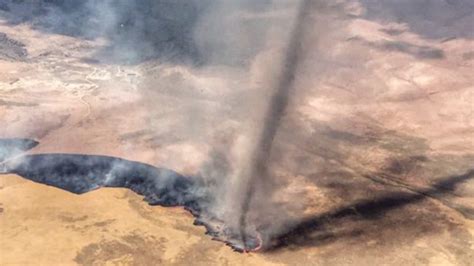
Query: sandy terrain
[{"left": 1, "top": 1, "right": 473, "bottom": 265}]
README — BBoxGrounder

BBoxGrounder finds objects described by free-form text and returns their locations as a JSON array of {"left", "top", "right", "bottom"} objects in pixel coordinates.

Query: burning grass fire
[
  {"left": 1, "top": 0, "right": 474, "bottom": 264},
  {"left": 0, "top": 142, "right": 262, "bottom": 252},
  {"left": 0, "top": 0, "right": 314, "bottom": 253}
]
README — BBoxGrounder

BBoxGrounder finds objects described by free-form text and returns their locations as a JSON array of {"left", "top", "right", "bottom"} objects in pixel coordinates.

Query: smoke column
[
  {"left": 0, "top": 0, "right": 318, "bottom": 250},
  {"left": 238, "top": 0, "right": 312, "bottom": 250}
]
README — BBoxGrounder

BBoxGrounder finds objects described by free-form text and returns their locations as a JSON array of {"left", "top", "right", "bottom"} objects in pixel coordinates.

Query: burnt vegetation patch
[
  {"left": 2, "top": 153, "right": 473, "bottom": 252},
  {"left": 0, "top": 150, "right": 261, "bottom": 252},
  {"left": 0, "top": 138, "right": 38, "bottom": 162},
  {"left": 1, "top": 138, "right": 473, "bottom": 253},
  {"left": 2, "top": 153, "right": 204, "bottom": 208}
]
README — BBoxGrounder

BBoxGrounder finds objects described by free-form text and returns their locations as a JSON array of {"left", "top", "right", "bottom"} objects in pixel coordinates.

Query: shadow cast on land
[
  {"left": 0, "top": 0, "right": 205, "bottom": 64},
  {"left": 347, "top": 37, "right": 445, "bottom": 59},
  {"left": 268, "top": 169, "right": 474, "bottom": 251},
  {"left": 2, "top": 138, "right": 473, "bottom": 252},
  {"left": 0, "top": 0, "right": 277, "bottom": 66},
  {"left": 359, "top": 0, "right": 474, "bottom": 40}
]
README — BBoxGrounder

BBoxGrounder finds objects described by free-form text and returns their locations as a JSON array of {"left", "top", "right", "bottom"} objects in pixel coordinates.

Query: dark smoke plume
[
  {"left": 237, "top": 0, "right": 311, "bottom": 250},
  {"left": 0, "top": 0, "right": 316, "bottom": 251}
]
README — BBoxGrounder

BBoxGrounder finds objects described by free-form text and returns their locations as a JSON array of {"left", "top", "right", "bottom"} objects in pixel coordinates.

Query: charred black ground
[
  {"left": 1, "top": 139, "right": 473, "bottom": 253},
  {"left": 0, "top": 138, "right": 38, "bottom": 162},
  {"left": 0, "top": 139, "right": 260, "bottom": 252}
]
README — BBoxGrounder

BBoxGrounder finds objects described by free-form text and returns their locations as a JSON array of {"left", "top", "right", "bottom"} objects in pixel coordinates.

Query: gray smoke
[
  {"left": 236, "top": 0, "right": 310, "bottom": 249},
  {"left": 0, "top": 0, "right": 309, "bottom": 249},
  {"left": 2, "top": 0, "right": 474, "bottom": 252}
]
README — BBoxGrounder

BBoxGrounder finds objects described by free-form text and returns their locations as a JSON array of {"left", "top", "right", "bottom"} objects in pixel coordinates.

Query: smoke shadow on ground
[
  {"left": 0, "top": 0, "right": 206, "bottom": 64},
  {"left": 267, "top": 169, "right": 474, "bottom": 251},
  {"left": 358, "top": 0, "right": 474, "bottom": 40},
  {"left": 347, "top": 37, "right": 445, "bottom": 59},
  {"left": 1, "top": 131, "right": 473, "bottom": 255},
  {"left": 0, "top": 32, "right": 28, "bottom": 61},
  {"left": 0, "top": 0, "right": 279, "bottom": 65},
  {"left": 261, "top": 114, "right": 474, "bottom": 253}
]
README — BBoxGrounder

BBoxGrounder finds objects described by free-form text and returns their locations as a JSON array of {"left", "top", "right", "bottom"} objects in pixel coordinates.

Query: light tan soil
[{"left": 0, "top": 1, "right": 473, "bottom": 265}]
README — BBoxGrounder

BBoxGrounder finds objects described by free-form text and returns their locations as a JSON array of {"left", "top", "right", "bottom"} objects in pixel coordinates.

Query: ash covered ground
[{"left": 1, "top": 0, "right": 474, "bottom": 265}]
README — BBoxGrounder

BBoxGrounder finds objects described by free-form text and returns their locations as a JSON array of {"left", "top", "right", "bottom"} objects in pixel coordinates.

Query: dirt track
[{"left": 0, "top": 1, "right": 473, "bottom": 265}]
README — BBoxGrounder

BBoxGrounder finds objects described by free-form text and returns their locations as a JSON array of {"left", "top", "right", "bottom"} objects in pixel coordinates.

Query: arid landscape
[{"left": 0, "top": 0, "right": 473, "bottom": 265}]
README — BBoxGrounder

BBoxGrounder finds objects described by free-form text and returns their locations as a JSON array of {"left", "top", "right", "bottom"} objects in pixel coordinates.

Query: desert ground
[{"left": 0, "top": 1, "right": 473, "bottom": 265}]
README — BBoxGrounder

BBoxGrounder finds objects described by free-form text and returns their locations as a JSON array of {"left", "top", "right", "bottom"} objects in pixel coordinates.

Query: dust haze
[
  {"left": 1, "top": 0, "right": 473, "bottom": 256},
  {"left": 0, "top": 0, "right": 317, "bottom": 248}
]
